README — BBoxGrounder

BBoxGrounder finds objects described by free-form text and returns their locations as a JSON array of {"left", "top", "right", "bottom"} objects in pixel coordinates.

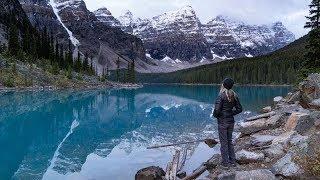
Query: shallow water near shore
[{"left": 0, "top": 85, "right": 291, "bottom": 180}]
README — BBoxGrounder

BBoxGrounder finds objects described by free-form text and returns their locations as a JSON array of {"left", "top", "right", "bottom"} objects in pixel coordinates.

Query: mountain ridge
[{"left": 94, "top": 6, "right": 296, "bottom": 63}]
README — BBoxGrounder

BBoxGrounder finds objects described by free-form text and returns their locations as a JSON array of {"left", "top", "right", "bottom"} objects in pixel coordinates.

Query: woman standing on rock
[{"left": 213, "top": 78, "right": 243, "bottom": 168}]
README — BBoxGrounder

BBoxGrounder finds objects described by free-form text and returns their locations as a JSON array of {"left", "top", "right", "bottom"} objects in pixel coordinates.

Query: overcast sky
[{"left": 84, "top": 0, "right": 311, "bottom": 38}]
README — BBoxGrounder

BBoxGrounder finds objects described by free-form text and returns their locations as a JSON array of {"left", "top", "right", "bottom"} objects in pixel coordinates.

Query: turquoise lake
[{"left": 0, "top": 85, "right": 291, "bottom": 180}]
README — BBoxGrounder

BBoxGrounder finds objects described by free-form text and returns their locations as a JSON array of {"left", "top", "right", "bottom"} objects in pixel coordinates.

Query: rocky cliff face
[
  {"left": 19, "top": 0, "right": 147, "bottom": 73},
  {"left": 95, "top": 6, "right": 296, "bottom": 63},
  {"left": 0, "top": 0, "right": 33, "bottom": 46}
]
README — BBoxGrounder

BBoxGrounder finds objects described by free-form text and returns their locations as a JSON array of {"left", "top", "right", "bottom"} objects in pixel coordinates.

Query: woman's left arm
[{"left": 213, "top": 95, "right": 223, "bottom": 118}]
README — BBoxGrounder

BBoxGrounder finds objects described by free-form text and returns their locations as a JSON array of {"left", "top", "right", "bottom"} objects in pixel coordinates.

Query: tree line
[
  {"left": 301, "top": 0, "right": 320, "bottom": 77},
  {"left": 0, "top": 13, "right": 139, "bottom": 83},
  {"left": 0, "top": 15, "right": 96, "bottom": 77}
]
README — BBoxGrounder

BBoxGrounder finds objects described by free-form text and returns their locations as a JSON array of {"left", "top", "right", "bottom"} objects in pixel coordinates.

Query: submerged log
[
  {"left": 147, "top": 139, "right": 218, "bottom": 149},
  {"left": 246, "top": 111, "right": 276, "bottom": 122},
  {"left": 178, "top": 148, "right": 187, "bottom": 172}
]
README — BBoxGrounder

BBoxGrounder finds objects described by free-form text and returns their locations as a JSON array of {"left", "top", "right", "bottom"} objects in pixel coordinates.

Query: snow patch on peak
[
  {"left": 49, "top": 0, "right": 80, "bottom": 47},
  {"left": 161, "top": 56, "right": 182, "bottom": 64},
  {"left": 211, "top": 50, "right": 233, "bottom": 60},
  {"left": 245, "top": 53, "right": 253, "bottom": 58}
]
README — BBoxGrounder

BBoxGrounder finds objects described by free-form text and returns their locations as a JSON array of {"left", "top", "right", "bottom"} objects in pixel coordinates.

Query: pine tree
[
  {"left": 8, "top": 23, "right": 20, "bottom": 56},
  {"left": 126, "top": 62, "right": 131, "bottom": 83},
  {"left": 59, "top": 44, "right": 65, "bottom": 69},
  {"left": 303, "top": 0, "right": 320, "bottom": 76},
  {"left": 131, "top": 60, "right": 136, "bottom": 83},
  {"left": 67, "top": 40, "right": 73, "bottom": 67},
  {"left": 82, "top": 54, "right": 89, "bottom": 73},
  {"left": 116, "top": 57, "right": 120, "bottom": 82},
  {"left": 90, "top": 60, "right": 94, "bottom": 75},
  {"left": 305, "top": 0, "right": 320, "bottom": 29},
  {"left": 74, "top": 51, "right": 82, "bottom": 72}
]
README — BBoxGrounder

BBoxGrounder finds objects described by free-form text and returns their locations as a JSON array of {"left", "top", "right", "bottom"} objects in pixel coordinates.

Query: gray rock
[
  {"left": 263, "top": 144, "right": 285, "bottom": 158},
  {"left": 289, "top": 134, "right": 309, "bottom": 152},
  {"left": 274, "top": 96, "right": 284, "bottom": 104},
  {"left": 261, "top": 106, "right": 272, "bottom": 113},
  {"left": 271, "top": 153, "right": 303, "bottom": 178},
  {"left": 310, "top": 111, "right": 320, "bottom": 127},
  {"left": 287, "top": 91, "right": 301, "bottom": 104},
  {"left": 135, "top": 166, "right": 165, "bottom": 180},
  {"left": 236, "top": 150, "right": 265, "bottom": 164},
  {"left": 285, "top": 112, "right": 314, "bottom": 135},
  {"left": 299, "top": 73, "right": 320, "bottom": 107},
  {"left": 251, "top": 134, "right": 276, "bottom": 147},
  {"left": 310, "top": 98, "right": 320, "bottom": 106},
  {"left": 206, "top": 154, "right": 221, "bottom": 169},
  {"left": 239, "top": 114, "right": 284, "bottom": 135},
  {"left": 272, "top": 131, "right": 296, "bottom": 148},
  {"left": 218, "top": 169, "right": 276, "bottom": 180}
]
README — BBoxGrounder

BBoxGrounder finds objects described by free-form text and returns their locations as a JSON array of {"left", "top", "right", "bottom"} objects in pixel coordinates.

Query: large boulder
[
  {"left": 217, "top": 169, "right": 276, "bottom": 180},
  {"left": 285, "top": 112, "right": 314, "bottom": 135},
  {"left": 299, "top": 73, "right": 320, "bottom": 109},
  {"left": 239, "top": 114, "right": 284, "bottom": 135},
  {"left": 272, "top": 131, "right": 296, "bottom": 148},
  {"left": 271, "top": 153, "right": 304, "bottom": 178},
  {"left": 251, "top": 134, "right": 276, "bottom": 147},
  {"left": 235, "top": 150, "right": 265, "bottom": 164},
  {"left": 135, "top": 166, "right": 165, "bottom": 180}
]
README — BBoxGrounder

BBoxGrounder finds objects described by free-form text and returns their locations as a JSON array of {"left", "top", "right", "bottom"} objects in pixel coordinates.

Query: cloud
[{"left": 84, "top": 0, "right": 310, "bottom": 37}]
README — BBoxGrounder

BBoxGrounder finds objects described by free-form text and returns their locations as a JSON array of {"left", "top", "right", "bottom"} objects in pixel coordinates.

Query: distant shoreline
[{"left": 142, "top": 83, "right": 293, "bottom": 87}]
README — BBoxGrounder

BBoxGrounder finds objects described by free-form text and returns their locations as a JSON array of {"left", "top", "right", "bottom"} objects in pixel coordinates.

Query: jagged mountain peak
[
  {"left": 153, "top": 5, "right": 198, "bottom": 22},
  {"left": 207, "top": 15, "right": 244, "bottom": 26},
  {"left": 53, "top": 0, "right": 86, "bottom": 10},
  {"left": 118, "top": 10, "right": 134, "bottom": 26},
  {"left": 94, "top": 7, "right": 112, "bottom": 16},
  {"left": 94, "top": 7, "right": 121, "bottom": 27}
]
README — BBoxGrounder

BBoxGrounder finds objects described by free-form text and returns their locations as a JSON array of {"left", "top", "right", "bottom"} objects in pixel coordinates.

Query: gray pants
[{"left": 218, "top": 122, "right": 236, "bottom": 165}]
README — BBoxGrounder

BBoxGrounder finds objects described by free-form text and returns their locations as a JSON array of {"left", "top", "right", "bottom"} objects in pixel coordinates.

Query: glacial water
[{"left": 0, "top": 85, "right": 291, "bottom": 180}]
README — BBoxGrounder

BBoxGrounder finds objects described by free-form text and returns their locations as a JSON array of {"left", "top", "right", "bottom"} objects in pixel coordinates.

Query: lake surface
[{"left": 0, "top": 85, "right": 291, "bottom": 180}]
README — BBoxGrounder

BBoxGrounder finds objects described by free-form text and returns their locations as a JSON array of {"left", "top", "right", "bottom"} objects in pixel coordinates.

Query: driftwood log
[
  {"left": 246, "top": 111, "right": 276, "bottom": 121},
  {"left": 165, "top": 150, "right": 181, "bottom": 180}
]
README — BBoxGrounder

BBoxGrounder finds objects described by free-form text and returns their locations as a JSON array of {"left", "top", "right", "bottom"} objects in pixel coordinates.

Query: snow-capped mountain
[
  {"left": 95, "top": 6, "right": 295, "bottom": 63},
  {"left": 19, "top": 0, "right": 149, "bottom": 74}
]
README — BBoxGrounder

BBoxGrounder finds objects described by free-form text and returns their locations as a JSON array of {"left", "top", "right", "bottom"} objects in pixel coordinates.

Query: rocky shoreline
[
  {"left": 0, "top": 82, "right": 143, "bottom": 93},
  {"left": 136, "top": 74, "right": 320, "bottom": 180}
]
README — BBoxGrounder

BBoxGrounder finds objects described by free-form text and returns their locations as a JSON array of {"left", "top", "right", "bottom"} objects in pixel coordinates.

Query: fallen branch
[
  {"left": 246, "top": 111, "right": 276, "bottom": 121},
  {"left": 182, "top": 163, "right": 206, "bottom": 180}
]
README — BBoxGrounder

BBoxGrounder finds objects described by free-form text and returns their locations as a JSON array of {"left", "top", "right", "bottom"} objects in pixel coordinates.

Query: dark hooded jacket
[{"left": 213, "top": 92, "right": 243, "bottom": 123}]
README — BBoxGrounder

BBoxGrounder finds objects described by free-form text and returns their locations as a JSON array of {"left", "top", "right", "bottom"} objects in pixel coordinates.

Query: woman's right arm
[{"left": 233, "top": 97, "right": 243, "bottom": 115}]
